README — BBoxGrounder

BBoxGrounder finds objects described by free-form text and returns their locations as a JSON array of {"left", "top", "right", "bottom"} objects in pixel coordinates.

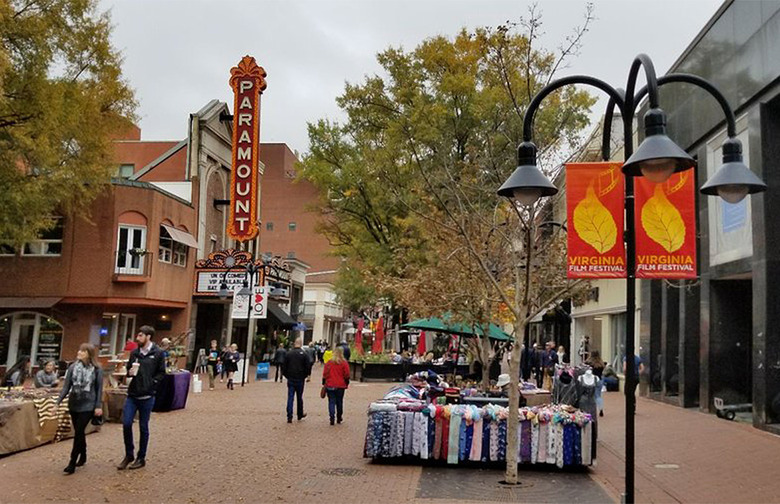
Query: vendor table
[
  {"left": 0, "top": 397, "right": 96, "bottom": 456},
  {"left": 153, "top": 371, "right": 191, "bottom": 412}
]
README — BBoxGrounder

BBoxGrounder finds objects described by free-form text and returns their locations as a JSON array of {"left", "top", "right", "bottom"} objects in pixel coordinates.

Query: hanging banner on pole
[
  {"left": 227, "top": 55, "right": 267, "bottom": 242},
  {"left": 635, "top": 171, "right": 697, "bottom": 279},
  {"left": 566, "top": 162, "right": 626, "bottom": 278},
  {"left": 250, "top": 286, "right": 267, "bottom": 319}
]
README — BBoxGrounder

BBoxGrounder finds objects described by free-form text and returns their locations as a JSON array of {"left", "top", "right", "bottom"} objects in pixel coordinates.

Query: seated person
[{"left": 35, "top": 360, "right": 60, "bottom": 388}]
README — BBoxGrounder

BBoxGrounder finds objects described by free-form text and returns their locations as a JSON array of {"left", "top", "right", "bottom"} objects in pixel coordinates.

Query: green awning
[{"left": 402, "top": 315, "right": 512, "bottom": 341}]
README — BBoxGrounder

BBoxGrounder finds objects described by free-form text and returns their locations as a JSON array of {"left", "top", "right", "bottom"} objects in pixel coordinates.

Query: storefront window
[
  {"left": 1, "top": 313, "right": 63, "bottom": 366},
  {"left": 100, "top": 314, "right": 119, "bottom": 356},
  {"left": 610, "top": 312, "right": 627, "bottom": 370}
]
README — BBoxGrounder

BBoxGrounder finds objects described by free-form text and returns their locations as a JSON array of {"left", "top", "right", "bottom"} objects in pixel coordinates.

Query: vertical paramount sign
[{"left": 228, "top": 55, "right": 267, "bottom": 242}]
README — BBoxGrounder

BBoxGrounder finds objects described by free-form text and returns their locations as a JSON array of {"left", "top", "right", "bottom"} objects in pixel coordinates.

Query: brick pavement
[
  {"left": 3, "top": 368, "right": 777, "bottom": 504},
  {"left": 592, "top": 391, "right": 780, "bottom": 503}
]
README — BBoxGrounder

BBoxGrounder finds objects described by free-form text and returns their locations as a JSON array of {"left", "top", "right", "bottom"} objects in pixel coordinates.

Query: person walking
[
  {"left": 206, "top": 340, "right": 220, "bottom": 391},
  {"left": 338, "top": 340, "right": 351, "bottom": 362},
  {"left": 56, "top": 343, "right": 103, "bottom": 474},
  {"left": 586, "top": 350, "right": 606, "bottom": 417},
  {"left": 224, "top": 343, "right": 240, "bottom": 390},
  {"left": 283, "top": 337, "right": 311, "bottom": 423},
  {"left": 322, "top": 346, "right": 350, "bottom": 425},
  {"left": 117, "top": 325, "right": 165, "bottom": 471},
  {"left": 272, "top": 344, "right": 287, "bottom": 383},
  {"left": 219, "top": 345, "right": 230, "bottom": 383},
  {"left": 542, "top": 341, "right": 559, "bottom": 391}
]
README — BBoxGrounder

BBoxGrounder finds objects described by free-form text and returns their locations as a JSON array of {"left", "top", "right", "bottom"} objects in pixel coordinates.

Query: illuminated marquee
[{"left": 228, "top": 55, "right": 267, "bottom": 242}]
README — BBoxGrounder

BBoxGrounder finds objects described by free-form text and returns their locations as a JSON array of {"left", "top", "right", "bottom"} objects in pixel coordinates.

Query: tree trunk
[
  {"left": 504, "top": 320, "right": 524, "bottom": 484},
  {"left": 481, "top": 334, "right": 492, "bottom": 392}
]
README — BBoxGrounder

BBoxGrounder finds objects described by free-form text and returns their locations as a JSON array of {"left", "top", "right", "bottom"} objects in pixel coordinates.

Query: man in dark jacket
[
  {"left": 338, "top": 341, "right": 351, "bottom": 362},
  {"left": 272, "top": 344, "right": 287, "bottom": 383},
  {"left": 283, "top": 337, "right": 311, "bottom": 423},
  {"left": 117, "top": 325, "right": 166, "bottom": 470}
]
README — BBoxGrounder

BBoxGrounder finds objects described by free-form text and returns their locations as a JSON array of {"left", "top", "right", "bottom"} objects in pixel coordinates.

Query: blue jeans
[
  {"left": 326, "top": 388, "right": 345, "bottom": 421},
  {"left": 123, "top": 396, "right": 155, "bottom": 460},
  {"left": 286, "top": 379, "right": 305, "bottom": 420}
]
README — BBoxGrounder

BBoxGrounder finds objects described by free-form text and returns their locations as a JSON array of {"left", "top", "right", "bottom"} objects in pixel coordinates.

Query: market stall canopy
[
  {"left": 267, "top": 301, "right": 297, "bottom": 328},
  {"left": 402, "top": 316, "right": 511, "bottom": 341}
]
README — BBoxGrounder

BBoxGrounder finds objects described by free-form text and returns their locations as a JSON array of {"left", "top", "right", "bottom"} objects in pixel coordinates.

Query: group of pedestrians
[
  {"left": 276, "top": 338, "right": 352, "bottom": 425},
  {"left": 203, "top": 340, "right": 240, "bottom": 390},
  {"left": 54, "top": 326, "right": 165, "bottom": 475},
  {"left": 518, "top": 340, "right": 564, "bottom": 391}
]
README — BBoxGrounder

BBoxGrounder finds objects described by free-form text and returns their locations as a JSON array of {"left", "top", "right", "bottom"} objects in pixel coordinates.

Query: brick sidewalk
[{"left": 592, "top": 391, "right": 780, "bottom": 503}]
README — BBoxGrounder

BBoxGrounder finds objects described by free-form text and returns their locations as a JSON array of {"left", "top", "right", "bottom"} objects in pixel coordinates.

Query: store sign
[
  {"left": 195, "top": 270, "right": 262, "bottom": 295},
  {"left": 227, "top": 55, "right": 267, "bottom": 242},
  {"left": 231, "top": 286, "right": 268, "bottom": 319},
  {"left": 566, "top": 162, "right": 626, "bottom": 278},
  {"left": 36, "top": 327, "right": 63, "bottom": 363},
  {"left": 634, "top": 172, "right": 697, "bottom": 279}
]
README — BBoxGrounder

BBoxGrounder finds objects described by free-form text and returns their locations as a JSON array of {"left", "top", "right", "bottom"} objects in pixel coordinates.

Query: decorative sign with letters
[{"left": 227, "top": 55, "right": 267, "bottom": 242}]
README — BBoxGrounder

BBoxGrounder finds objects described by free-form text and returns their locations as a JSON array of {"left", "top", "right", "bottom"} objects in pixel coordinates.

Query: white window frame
[
  {"left": 116, "top": 314, "right": 136, "bottom": 355},
  {"left": 99, "top": 313, "right": 120, "bottom": 357},
  {"left": 159, "top": 226, "right": 173, "bottom": 264},
  {"left": 21, "top": 217, "right": 63, "bottom": 257},
  {"left": 173, "top": 241, "right": 187, "bottom": 267},
  {"left": 116, "top": 225, "right": 147, "bottom": 274}
]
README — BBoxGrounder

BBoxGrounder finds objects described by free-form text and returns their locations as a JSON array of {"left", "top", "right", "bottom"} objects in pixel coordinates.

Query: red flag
[
  {"left": 355, "top": 319, "right": 364, "bottom": 355},
  {"left": 634, "top": 171, "right": 697, "bottom": 279},
  {"left": 566, "top": 162, "right": 627, "bottom": 278},
  {"left": 417, "top": 331, "right": 427, "bottom": 355},
  {"left": 372, "top": 316, "right": 384, "bottom": 354}
]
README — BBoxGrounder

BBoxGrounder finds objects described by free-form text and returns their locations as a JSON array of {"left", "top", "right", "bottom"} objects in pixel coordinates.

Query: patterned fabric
[
  {"left": 537, "top": 420, "right": 548, "bottom": 463},
  {"left": 520, "top": 420, "right": 532, "bottom": 463},
  {"left": 433, "top": 417, "right": 443, "bottom": 460},
  {"left": 562, "top": 424, "right": 575, "bottom": 467},
  {"left": 462, "top": 422, "right": 473, "bottom": 461},
  {"left": 572, "top": 424, "right": 582, "bottom": 466},
  {"left": 32, "top": 396, "right": 57, "bottom": 427},
  {"left": 497, "top": 420, "right": 507, "bottom": 461},
  {"left": 582, "top": 421, "right": 592, "bottom": 465},
  {"left": 447, "top": 413, "right": 461, "bottom": 465},
  {"left": 554, "top": 423, "right": 564, "bottom": 467},
  {"left": 441, "top": 413, "right": 450, "bottom": 461},
  {"left": 470, "top": 418, "right": 482, "bottom": 461},
  {"left": 403, "top": 412, "right": 415, "bottom": 455},
  {"left": 489, "top": 422, "right": 499, "bottom": 461},
  {"left": 531, "top": 422, "right": 540, "bottom": 464}
]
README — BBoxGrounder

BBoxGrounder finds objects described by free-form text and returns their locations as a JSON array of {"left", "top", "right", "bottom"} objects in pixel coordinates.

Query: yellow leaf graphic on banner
[
  {"left": 641, "top": 185, "right": 685, "bottom": 252},
  {"left": 573, "top": 184, "right": 617, "bottom": 253}
]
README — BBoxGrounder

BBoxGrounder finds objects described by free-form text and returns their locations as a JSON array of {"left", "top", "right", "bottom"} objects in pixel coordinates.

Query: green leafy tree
[
  {"left": 302, "top": 5, "right": 595, "bottom": 483},
  {"left": 0, "top": 0, "right": 136, "bottom": 245}
]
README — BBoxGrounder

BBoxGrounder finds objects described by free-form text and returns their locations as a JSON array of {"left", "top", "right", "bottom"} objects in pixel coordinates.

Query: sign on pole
[
  {"left": 231, "top": 288, "right": 250, "bottom": 319},
  {"left": 251, "top": 286, "right": 268, "bottom": 319},
  {"left": 634, "top": 172, "right": 697, "bottom": 279},
  {"left": 227, "top": 55, "right": 266, "bottom": 242},
  {"left": 566, "top": 162, "right": 627, "bottom": 278}
]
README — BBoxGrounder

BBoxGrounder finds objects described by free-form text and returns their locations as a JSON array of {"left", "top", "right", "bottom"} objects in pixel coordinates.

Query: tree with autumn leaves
[
  {"left": 0, "top": 0, "right": 136, "bottom": 246},
  {"left": 301, "top": 7, "right": 596, "bottom": 483}
]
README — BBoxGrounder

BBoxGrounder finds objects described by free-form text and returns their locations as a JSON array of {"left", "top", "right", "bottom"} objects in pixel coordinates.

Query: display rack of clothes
[
  {"left": 551, "top": 364, "right": 600, "bottom": 461},
  {"left": 363, "top": 400, "right": 594, "bottom": 467}
]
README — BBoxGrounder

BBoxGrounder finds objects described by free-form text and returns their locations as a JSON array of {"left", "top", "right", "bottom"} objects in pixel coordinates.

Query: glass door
[{"left": 8, "top": 318, "right": 36, "bottom": 366}]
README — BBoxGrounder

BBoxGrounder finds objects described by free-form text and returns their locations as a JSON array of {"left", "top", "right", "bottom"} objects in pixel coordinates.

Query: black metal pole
[{"left": 242, "top": 264, "right": 253, "bottom": 387}]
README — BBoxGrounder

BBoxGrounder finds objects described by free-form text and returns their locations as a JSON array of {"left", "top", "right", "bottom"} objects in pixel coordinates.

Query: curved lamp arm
[
  {"left": 601, "top": 89, "right": 626, "bottom": 161},
  {"left": 522, "top": 75, "right": 626, "bottom": 142},
  {"left": 633, "top": 73, "right": 737, "bottom": 137},
  {"left": 624, "top": 53, "right": 660, "bottom": 118}
]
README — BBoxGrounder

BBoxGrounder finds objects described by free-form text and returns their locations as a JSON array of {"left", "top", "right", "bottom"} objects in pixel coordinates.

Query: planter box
[{"left": 359, "top": 363, "right": 405, "bottom": 382}]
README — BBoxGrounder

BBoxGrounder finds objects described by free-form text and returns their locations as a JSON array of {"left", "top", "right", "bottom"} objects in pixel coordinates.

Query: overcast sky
[{"left": 101, "top": 0, "right": 723, "bottom": 154}]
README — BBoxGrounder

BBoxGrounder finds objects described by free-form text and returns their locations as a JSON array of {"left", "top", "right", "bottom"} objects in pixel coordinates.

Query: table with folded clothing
[
  {"left": 0, "top": 389, "right": 98, "bottom": 456},
  {"left": 152, "top": 370, "right": 191, "bottom": 412},
  {"left": 362, "top": 371, "right": 596, "bottom": 468}
]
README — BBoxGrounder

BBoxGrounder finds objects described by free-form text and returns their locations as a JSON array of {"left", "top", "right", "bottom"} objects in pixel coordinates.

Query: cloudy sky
[{"left": 101, "top": 0, "right": 723, "bottom": 154}]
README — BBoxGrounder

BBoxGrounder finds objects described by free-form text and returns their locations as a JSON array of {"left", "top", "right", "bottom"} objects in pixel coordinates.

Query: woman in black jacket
[{"left": 56, "top": 343, "right": 103, "bottom": 474}]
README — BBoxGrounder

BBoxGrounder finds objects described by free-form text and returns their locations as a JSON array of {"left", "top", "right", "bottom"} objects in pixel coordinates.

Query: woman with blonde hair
[
  {"left": 56, "top": 343, "right": 103, "bottom": 474},
  {"left": 322, "top": 346, "right": 350, "bottom": 425}
]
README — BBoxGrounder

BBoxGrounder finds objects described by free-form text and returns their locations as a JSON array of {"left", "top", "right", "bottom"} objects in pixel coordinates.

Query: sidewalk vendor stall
[
  {"left": 0, "top": 389, "right": 98, "bottom": 456},
  {"left": 363, "top": 370, "right": 596, "bottom": 468}
]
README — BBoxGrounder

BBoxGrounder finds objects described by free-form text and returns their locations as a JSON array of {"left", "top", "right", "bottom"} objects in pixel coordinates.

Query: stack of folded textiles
[{"left": 364, "top": 401, "right": 594, "bottom": 467}]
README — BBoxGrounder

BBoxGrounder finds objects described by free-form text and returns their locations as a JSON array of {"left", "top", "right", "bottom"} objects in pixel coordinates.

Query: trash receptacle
[{"left": 256, "top": 362, "right": 270, "bottom": 380}]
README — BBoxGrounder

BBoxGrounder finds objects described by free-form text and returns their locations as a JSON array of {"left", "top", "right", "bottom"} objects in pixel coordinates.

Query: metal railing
[{"left": 114, "top": 250, "right": 153, "bottom": 277}]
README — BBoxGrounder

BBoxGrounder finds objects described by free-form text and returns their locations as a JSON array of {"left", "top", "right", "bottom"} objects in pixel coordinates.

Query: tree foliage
[{"left": 0, "top": 0, "right": 136, "bottom": 244}]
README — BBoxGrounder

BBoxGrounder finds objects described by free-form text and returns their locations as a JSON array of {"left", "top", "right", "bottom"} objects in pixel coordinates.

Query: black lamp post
[
  {"left": 218, "top": 257, "right": 264, "bottom": 387},
  {"left": 497, "top": 54, "right": 767, "bottom": 504}
]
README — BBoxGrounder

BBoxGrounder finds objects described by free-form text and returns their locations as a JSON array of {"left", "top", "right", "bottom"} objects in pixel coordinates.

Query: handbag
[
  {"left": 320, "top": 386, "right": 327, "bottom": 399},
  {"left": 91, "top": 414, "right": 104, "bottom": 426}
]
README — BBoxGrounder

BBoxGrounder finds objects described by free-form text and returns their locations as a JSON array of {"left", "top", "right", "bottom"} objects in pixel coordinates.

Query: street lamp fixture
[
  {"left": 622, "top": 108, "right": 696, "bottom": 183},
  {"left": 700, "top": 137, "right": 767, "bottom": 203},
  {"left": 496, "top": 142, "right": 559, "bottom": 206},
  {"left": 497, "top": 54, "right": 767, "bottom": 504},
  {"left": 218, "top": 282, "right": 230, "bottom": 300}
]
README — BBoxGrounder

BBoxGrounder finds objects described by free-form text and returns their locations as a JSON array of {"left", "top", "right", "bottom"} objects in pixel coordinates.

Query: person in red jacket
[{"left": 322, "top": 346, "right": 350, "bottom": 425}]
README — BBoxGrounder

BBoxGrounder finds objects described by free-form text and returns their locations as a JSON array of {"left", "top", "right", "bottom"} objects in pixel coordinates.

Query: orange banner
[
  {"left": 566, "top": 162, "right": 626, "bottom": 278},
  {"left": 634, "top": 171, "right": 697, "bottom": 279}
]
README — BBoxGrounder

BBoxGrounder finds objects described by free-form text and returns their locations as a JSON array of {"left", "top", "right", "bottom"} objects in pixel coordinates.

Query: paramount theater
[{"left": 0, "top": 56, "right": 342, "bottom": 374}]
